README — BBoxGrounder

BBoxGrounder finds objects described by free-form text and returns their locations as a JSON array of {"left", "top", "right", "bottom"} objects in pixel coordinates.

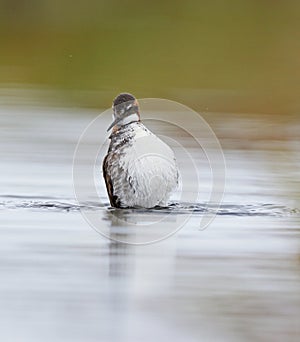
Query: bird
[{"left": 102, "top": 93, "right": 179, "bottom": 208}]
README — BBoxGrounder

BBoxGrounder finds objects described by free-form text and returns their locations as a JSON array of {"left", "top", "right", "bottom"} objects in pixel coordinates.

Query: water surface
[{"left": 0, "top": 106, "right": 299, "bottom": 341}]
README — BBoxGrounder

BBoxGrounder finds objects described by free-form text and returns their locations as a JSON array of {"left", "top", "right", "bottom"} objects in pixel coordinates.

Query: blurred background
[{"left": 0, "top": 0, "right": 299, "bottom": 113}]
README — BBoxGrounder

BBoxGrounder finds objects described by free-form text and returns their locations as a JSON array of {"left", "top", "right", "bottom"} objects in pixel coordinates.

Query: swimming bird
[{"left": 103, "top": 93, "right": 179, "bottom": 208}]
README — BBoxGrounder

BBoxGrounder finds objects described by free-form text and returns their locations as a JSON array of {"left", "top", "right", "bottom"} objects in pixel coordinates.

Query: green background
[{"left": 1, "top": 0, "right": 299, "bottom": 113}]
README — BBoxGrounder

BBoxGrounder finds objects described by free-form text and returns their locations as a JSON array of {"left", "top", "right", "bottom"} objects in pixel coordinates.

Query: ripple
[
  {"left": 0, "top": 195, "right": 298, "bottom": 217},
  {"left": 111, "top": 202, "right": 299, "bottom": 217},
  {"left": 0, "top": 195, "right": 106, "bottom": 212}
]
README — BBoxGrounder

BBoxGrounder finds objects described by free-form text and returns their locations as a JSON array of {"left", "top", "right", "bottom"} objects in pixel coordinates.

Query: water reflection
[{"left": 103, "top": 208, "right": 182, "bottom": 244}]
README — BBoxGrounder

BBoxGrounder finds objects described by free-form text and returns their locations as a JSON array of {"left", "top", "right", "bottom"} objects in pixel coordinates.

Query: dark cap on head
[{"left": 113, "top": 93, "right": 136, "bottom": 107}]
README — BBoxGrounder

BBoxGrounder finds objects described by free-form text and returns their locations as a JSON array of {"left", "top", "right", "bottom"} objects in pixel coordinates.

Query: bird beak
[
  {"left": 107, "top": 104, "right": 136, "bottom": 132},
  {"left": 106, "top": 116, "right": 123, "bottom": 132}
]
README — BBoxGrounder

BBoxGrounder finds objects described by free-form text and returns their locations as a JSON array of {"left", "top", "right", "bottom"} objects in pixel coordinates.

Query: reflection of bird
[{"left": 103, "top": 93, "right": 178, "bottom": 208}]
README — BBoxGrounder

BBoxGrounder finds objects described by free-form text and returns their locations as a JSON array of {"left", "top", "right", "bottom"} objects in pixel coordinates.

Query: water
[{"left": 0, "top": 105, "right": 299, "bottom": 341}]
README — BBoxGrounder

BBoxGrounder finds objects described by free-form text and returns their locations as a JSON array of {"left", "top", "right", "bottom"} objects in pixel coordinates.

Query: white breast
[{"left": 106, "top": 122, "right": 178, "bottom": 208}]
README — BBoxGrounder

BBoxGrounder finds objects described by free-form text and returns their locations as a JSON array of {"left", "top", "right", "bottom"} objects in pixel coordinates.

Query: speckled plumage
[{"left": 103, "top": 121, "right": 178, "bottom": 208}]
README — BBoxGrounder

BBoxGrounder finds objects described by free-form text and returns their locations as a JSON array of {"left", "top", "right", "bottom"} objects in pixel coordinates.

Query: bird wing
[{"left": 102, "top": 154, "right": 120, "bottom": 208}]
